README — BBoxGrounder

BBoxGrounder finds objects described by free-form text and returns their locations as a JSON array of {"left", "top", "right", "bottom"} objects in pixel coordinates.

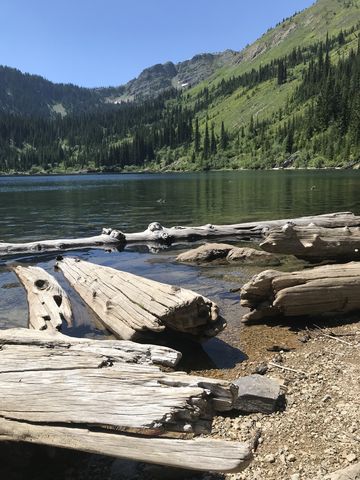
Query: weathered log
[
  {"left": 0, "top": 329, "right": 252, "bottom": 472},
  {"left": 1, "top": 212, "right": 360, "bottom": 256},
  {"left": 56, "top": 257, "right": 225, "bottom": 340},
  {"left": 0, "top": 328, "right": 182, "bottom": 368},
  {"left": 0, "top": 418, "right": 252, "bottom": 473},
  {"left": 13, "top": 266, "right": 73, "bottom": 331},
  {"left": 0, "top": 228, "right": 125, "bottom": 255},
  {"left": 176, "top": 242, "right": 279, "bottom": 265},
  {"left": 240, "top": 262, "right": 360, "bottom": 322},
  {"left": 261, "top": 224, "right": 360, "bottom": 261}
]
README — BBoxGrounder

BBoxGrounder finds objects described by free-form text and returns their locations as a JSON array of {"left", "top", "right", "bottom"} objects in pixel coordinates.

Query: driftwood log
[
  {"left": 1, "top": 212, "right": 360, "bottom": 256},
  {"left": 14, "top": 266, "right": 72, "bottom": 331},
  {"left": 240, "top": 262, "right": 360, "bottom": 322},
  {"left": 0, "top": 228, "right": 125, "bottom": 256},
  {"left": 261, "top": 224, "right": 360, "bottom": 261},
  {"left": 0, "top": 329, "right": 252, "bottom": 473},
  {"left": 56, "top": 257, "right": 225, "bottom": 340}
]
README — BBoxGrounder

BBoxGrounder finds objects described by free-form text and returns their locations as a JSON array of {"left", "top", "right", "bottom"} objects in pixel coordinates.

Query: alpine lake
[{"left": 1, "top": 169, "right": 360, "bottom": 378}]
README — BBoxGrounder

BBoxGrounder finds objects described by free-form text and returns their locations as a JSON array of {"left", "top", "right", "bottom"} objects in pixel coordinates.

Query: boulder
[
  {"left": 176, "top": 243, "right": 279, "bottom": 265},
  {"left": 232, "top": 374, "right": 283, "bottom": 414}
]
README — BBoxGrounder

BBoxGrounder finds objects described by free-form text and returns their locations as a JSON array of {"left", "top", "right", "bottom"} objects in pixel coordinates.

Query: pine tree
[
  {"left": 194, "top": 118, "right": 201, "bottom": 153},
  {"left": 202, "top": 122, "right": 210, "bottom": 159}
]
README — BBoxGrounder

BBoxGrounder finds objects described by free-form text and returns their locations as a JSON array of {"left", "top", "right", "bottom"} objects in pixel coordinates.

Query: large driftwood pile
[
  {"left": 1, "top": 212, "right": 359, "bottom": 256},
  {"left": 0, "top": 329, "right": 252, "bottom": 473},
  {"left": 240, "top": 262, "right": 360, "bottom": 322},
  {"left": 261, "top": 224, "right": 360, "bottom": 261},
  {"left": 56, "top": 257, "right": 225, "bottom": 340}
]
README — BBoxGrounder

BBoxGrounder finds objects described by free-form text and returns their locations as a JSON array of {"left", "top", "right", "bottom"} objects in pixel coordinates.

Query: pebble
[
  {"left": 265, "top": 454, "right": 276, "bottom": 463},
  {"left": 346, "top": 453, "right": 357, "bottom": 463},
  {"left": 290, "top": 474, "right": 300, "bottom": 480},
  {"left": 287, "top": 454, "right": 296, "bottom": 462}
]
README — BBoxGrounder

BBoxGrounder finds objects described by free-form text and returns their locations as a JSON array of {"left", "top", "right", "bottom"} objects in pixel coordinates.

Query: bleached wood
[
  {"left": 1, "top": 212, "right": 359, "bottom": 256},
  {"left": 241, "top": 262, "right": 360, "bottom": 322},
  {"left": 14, "top": 266, "right": 73, "bottom": 331},
  {"left": 0, "top": 330, "right": 237, "bottom": 425},
  {"left": 56, "top": 257, "right": 225, "bottom": 340},
  {"left": 125, "top": 212, "right": 360, "bottom": 243},
  {"left": 0, "top": 328, "right": 181, "bottom": 368},
  {"left": 261, "top": 224, "right": 360, "bottom": 261},
  {"left": 0, "top": 228, "right": 125, "bottom": 255},
  {"left": 0, "top": 418, "right": 252, "bottom": 473}
]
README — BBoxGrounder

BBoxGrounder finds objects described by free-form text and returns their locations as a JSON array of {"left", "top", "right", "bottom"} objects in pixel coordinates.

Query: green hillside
[{"left": 0, "top": 0, "right": 359, "bottom": 173}]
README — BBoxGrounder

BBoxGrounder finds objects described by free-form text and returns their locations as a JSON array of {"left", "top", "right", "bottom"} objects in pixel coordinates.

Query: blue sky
[{"left": 0, "top": 0, "right": 315, "bottom": 88}]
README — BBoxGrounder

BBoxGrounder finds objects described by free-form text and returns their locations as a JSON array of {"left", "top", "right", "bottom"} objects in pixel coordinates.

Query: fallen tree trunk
[
  {"left": 240, "top": 262, "right": 360, "bottom": 322},
  {"left": 261, "top": 224, "right": 360, "bottom": 261},
  {"left": 1, "top": 212, "right": 359, "bottom": 256},
  {"left": 14, "top": 266, "right": 73, "bottom": 331},
  {"left": 0, "top": 418, "right": 252, "bottom": 473},
  {"left": 0, "top": 228, "right": 125, "bottom": 255},
  {"left": 0, "top": 328, "right": 182, "bottom": 368},
  {"left": 56, "top": 257, "right": 225, "bottom": 340},
  {"left": 0, "top": 329, "right": 252, "bottom": 473}
]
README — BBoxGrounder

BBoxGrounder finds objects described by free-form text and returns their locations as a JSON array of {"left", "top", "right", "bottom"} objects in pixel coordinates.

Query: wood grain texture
[
  {"left": 14, "top": 266, "right": 73, "bottom": 331},
  {"left": 240, "top": 262, "right": 360, "bottom": 322},
  {"left": 56, "top": 257, "right": 225, "bottom": 340},
  {"left": 261, "top": 224, "right": 360, "bottom": 261},
  {"left": 0, "top": 329, "right": 251, "bottom": 472},
  {"left": 1, "top": 212, "right": 359, "bottom": 256},
  {"left": 0, "top": 228, "right": 125, "bottom": 255},
  {"left": 0, "top": 418, "right": 252, "bottom": 473}
]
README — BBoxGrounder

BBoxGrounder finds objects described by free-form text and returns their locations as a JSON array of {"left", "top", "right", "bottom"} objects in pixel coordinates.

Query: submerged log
[
  {"left": 0, "top": 228, "right": 125, "bottom": 255},
  {"left": 240, "top": 262, "right": 360, "bottom": 322},
  {"left": 176, "top": 242, "right": 280, "bottom": 265},
  {"left": 1, "top": 212, "right": 360, "bottom": 256},
  {"left": 261, "top": 224, "right": 360, "bottom": 261},
  {"left": 13, "top": 266, "right": 73, "bottom": 331},
  {"left": 56, "top": 257, "right": 225, "bottom": 340},
  {"left": 0, "top": 329, "right": 252, "bottom": 473}
]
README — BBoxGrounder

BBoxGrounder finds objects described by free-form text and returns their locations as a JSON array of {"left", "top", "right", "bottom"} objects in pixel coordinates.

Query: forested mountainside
[
  {"left": 0, "top": 51, "right": 235, "bottom": 117},
  {"left": 0, "top": 0, "right": 360, "bottom": 173}
]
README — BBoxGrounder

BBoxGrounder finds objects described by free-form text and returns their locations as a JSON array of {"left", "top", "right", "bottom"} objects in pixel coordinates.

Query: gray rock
[{"left": 233, "top": 374, "right": 283, "bottom": 414}]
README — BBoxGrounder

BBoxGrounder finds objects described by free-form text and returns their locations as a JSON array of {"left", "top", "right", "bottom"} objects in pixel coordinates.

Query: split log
[
  {"left": 240, "top": 262, "right": 360, "bottom": 322},
  {"left": 0, "top": 329, "right": 252, "bottom": 472},
  {"left": 261, "top": 224, "right": 360, "bottom": 261},
  {"left": 0, "top": 228, "right": 125, "bottom": 255},
  {"left": 13, "top": 266, "right": 72, "bottom": 331},
  {"left": 56, "top": 257, "right": 225, "bottom": 340},
  {"left": 176, "top": 242, "right": 279, "bottom": 265},
  {"left": 1, "top": 212, "right": 360, "bottom": 256}
]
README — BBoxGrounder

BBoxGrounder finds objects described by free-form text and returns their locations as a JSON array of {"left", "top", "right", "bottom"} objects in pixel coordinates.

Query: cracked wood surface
[
  {"left": 1, "top": 212, "right": 359, "bottom": 256},
  {"left": 261, "top": 224, "right": 360, "bottom": 261},
  {"left": 0, "top": 329, "right": 251, "bottom": 472},
  {"left": 14, "top": 266, "right": 73, "bottom": 331},
  {"left": 56, "top": 257, "right": 225, "bottom": 340},
  {"left": 240, "top": 262, "right": 360, "bottom": 322}
]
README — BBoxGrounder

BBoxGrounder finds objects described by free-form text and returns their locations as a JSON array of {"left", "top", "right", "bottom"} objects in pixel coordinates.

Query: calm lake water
[{"left": 1, "top": 170, "right": 360, "bottom": 368}]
